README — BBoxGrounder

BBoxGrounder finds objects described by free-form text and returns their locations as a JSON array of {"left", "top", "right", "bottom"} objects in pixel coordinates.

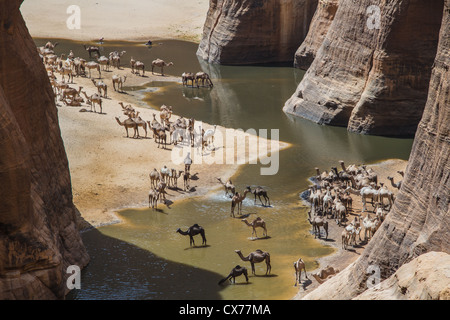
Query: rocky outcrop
[
  {"left": 284, "top": 0, "right": 444, "bottom": 137},
  {"left": 197, "top": 0, "right": 318, "bottom": 65},
  {"left": 302, "top": 1, "right": 449, "bottom": 299},
  {"left": 0, "top": 0, "right": 89, "bottom": 299},
  {"left": 353, "top": 252, "right": 450, "bottom": 300},
  {"left": 294, "top": 0, "right": 339, "bottom": 70}
]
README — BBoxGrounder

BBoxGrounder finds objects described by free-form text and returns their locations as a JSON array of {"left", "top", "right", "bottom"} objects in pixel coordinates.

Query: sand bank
[{"left": 20, "top": 0, "right": 209, "bottom": 42}]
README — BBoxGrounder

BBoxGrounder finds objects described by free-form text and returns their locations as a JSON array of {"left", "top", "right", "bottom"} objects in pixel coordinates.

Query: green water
[{"left": 40, "top": 38, "right": 413, "bottom": 300}]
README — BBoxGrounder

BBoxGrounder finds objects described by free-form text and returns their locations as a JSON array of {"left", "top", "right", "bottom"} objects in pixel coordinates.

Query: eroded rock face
[
  {"left": 302, "top": 1, "right": 449, "bottom": 299},
  {"left": 197, "top": 0, "right": 318, "bottom": 65},
  {"left": 284, "top": 0, "right": 444, "bottom": 137},
  {"left": 294, "top": 0, "right": 339, "bottom": 70},
  {"left": 0, "top": 0, "right": 89, "bottom": 299}
]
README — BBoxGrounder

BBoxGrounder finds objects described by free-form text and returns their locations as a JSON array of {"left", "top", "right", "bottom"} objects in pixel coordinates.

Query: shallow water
[{"left": 40, "top": 38, "right": 413, "bottom": 300}]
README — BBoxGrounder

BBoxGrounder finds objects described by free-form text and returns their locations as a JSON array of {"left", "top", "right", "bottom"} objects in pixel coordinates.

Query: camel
[
  {"left": 293, "top": 258, "right": 309, "bottom": 286},
  {"left": 345, "top": 186, "right": 378, "bottom": 212},
  {"left": 217, "top": 178, "right": 235, "bottom": 198},
  {"left": 97, "top": 56, "right": 110, "bottom": 71},
  {"left": 361, "top": 165, "right": 378, "bottom": 185},
  {"left": 160, "top": 108, "right": 172, "bottom": 126},
  {"left": 128, "top": 111, "right": 148, "bottom": 138},
  {"left": 235, "top": 249, "right": 271, "bottom": 275},
  {"left": 242, "top": 217, "right": 267, "bottom": 238},
  {"left": 170, "top": 169, "right": 183, "bottom": 189},
  {"left": 61, "top": 86, "right": 83, "bottom": 102},
  {"left": 308, "top": 216, "right": 328, "bottom": 239},
  {"left": 115, "top": 117, "right": 137, "bottom": 138},
  {"left": 218, "top": 265, "right": 249, "bottom": 285},
  {"left": 134, "top": 61, "right": 145, "bottom": 76},
  {"left": 332, "top": 199, "right": 347, "bottom": 226},
  {"left": 85, "top": 61, "right": 101, "bottom": 78},
  {"left": 148, "top": 188, "right": 159, "bottom": 210},
  {"left": 112, "top": 75, "right": 127, "bottom": 92},
  {"left": 119, "top": 102, "right": 135, "bottom": 115},
  {"left": 83, "top": 44, "right": 100, "bottom": 58},
  {"left": 231, "top": 187, "right": 251, "bottom": 217},
  {"left": 195, "top": 71, "right": 213, "bottom": 88},
  {"left": 387, "top": 176, "right": 402, "bottom": 190},
  {"left": 109, "top": 50, "right": 126, "bottom": 69},
  {"left": 377, "top": 183, "right": 394, "bottom": 208},
  {"left": 149, "top": 168, "right": 160, "bottom": 189},
  {"left": 183, "top": 171, "right": 190, "bottom": 191},
  {"left": 57, "top": 66, "right": 74, "bottom": 83},
  {"left": 176, "top": 224, "right": 207, "bottom": 247},
  {"left": 322, "top": 187, "right": 333, "bottom": 214},
  {"left": 331, "top": 167, "right": 352, "bottom": 187},
  {"left": 152, "top": 127, "right": 167, "bottom": 148},
  {"left": 156, "top": 179, "right": 168, "bottom": 203},
  {"left": 91, "top": 79, "right": 107, "bottom": 98},
  {"left": 203, "top": 125, "right": 217, "bottom": 147},
  {"left": 342, "top": 224, "right": 361, "bottom": 249},
  {"left": 249, "top": 186, "right": 270, "bottom": 206},
  {"left": 160, "top": 166, "right": 170, "bottom": 184},
  {"left": 82, "top": 91, "right": 103, "bottom": 114},
  {"left": 182, "top": 72, "right": 196, "bottom": 87},
  {"left": 312, "top": 266, "right": 339, "bottom": 284},
  {"left": 363, "top": 214, "right": 382, "bottom": 241},
  {"left": 45, "top": 41, "right": 58, "bottom": 50},
  {"left": 151, "top": 58, "right": 173, "bottom": 76}
]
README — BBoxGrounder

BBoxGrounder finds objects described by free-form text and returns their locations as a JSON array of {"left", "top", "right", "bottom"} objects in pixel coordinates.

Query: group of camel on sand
[
  {"left": 305, "top": 160, "right": 402, "bottom": 251},
  {"left": 182, "top": 71, "right": 213, "bottom": 88}
]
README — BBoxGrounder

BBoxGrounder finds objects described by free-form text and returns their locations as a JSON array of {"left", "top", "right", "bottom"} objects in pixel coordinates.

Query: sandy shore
[
  {"left": 293, "top": 158, "right": 408, "bottom": 299},
  {"left": 20, "top": 0, "right": 209, "bottom": 42},
  {"left": 53, "top": 64, "right": 290, "bottom": 230}
]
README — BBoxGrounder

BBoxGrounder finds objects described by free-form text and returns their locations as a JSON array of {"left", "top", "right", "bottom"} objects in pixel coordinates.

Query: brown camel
[
  {"left": 234, "top": 249, "right": 271, "bottom": 275},
  {"left": 115, "top": 117, "right": 137, "bottom": 138},
  {"left": 294, "top": 257, "right": 309, "bottom": 286},
  {"left": 151, "top": 58, "right": 173, "bottom": 76},
  {"left": 217, "top": 178, "right": 235, "bottom": 198},
  {"left": 91, "top": 79, "right": 107, "bottom": 97},
  {"left": 112, "top": 74, "right": 127, "bottom": 92},
  {"left": 241, "top": 217, "right": 267, "bottom": 238},
  {"left": 308, "top": 216, "right": 329, "bottom": 240},
  {"left": 83, "top": 44, "right": 100, "bottom": 58},
  {"left": 249, "top": 186, "right": 270, "bottom": 206},
  {"left": 148, "top": 188, "right": 159, "bottom": 210},
  {"left": 182, "top": 72, "right": 196, "bottom": 87},
  {"left": 231, "top": 187, "right": 251, "bottom": 217},
  {"left": 387, "top": 176, "right": 402, "bottom": 190},
  {"left": 195, "top": 71, "right": 213, "bottom": 88},
  {"left": 81, "top": 91, "right": 102, "bottom": 114},
  {"left": 128, "top": 111, "right": 147, "bottom": 138},
  {"left": 218, "top": 265, "right": 249, "bottom": 285},
  {"left": 176, "top": 224, "right": 207, "bottom": 247},
  {"left": 134, "top": 61, "right": 145, "bottom": 76},
  {"left": 149, "top": 168, "right": 160, "bottom": 189}
]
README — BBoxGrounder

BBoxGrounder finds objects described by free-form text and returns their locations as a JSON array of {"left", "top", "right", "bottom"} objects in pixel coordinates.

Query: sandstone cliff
[
  {"left": 0, "top": 0, "right": 89, "bottom": 299},
  {"left": 197, "top": 0, "right": 318, "bottom": 65},
  {"left": 284, "top": 0, "right": 444, "bottom": 137},
  {"left": 294, "top": 0, "right": 339, "bottom": 70},
  {"left": 302, "top": 1, "right": 449, "bottom": 299}
]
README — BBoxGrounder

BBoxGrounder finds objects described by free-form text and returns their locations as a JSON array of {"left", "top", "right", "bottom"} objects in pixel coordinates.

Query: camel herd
[{"left": 306, "top": 161, "right": 402, "bottom": 253}]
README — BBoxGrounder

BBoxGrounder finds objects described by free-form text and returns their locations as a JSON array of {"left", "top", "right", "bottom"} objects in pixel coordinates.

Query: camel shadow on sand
[{"left": 248, "top": 236, "right": 271, "bottom": 241}]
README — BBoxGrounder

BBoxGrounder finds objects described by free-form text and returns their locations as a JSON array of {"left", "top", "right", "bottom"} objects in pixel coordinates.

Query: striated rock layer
[
  {"left": 294, "top": 0, "right": 339, "bottom": 70},
  {"left": 302, "top": 1, "right": 449, "bottom": 299},
  {"left": 284, "top": 0, "right": 444, "bottom": 137},
  {"left": 197, "top": 0, "right": 318, "bottom": 65},
  {"left": 0, "top": 0, "right": 89, "bottom": 299}
]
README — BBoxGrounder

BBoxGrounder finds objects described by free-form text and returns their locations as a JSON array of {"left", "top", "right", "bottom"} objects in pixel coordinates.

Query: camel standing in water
[
  {"left": 231, "top": 187, "right": 251, "bottom": 217},
  {"left": 176, "top": 224, "right": 207, "bottom": 247},
  {"left": 218, "top": 265, "right": 249, "bottom": 285},
  {"left": 241, "top": 217, "right": 268, "bottom": 238},
  {"left": 235, "top": 249, "right": 271, "bottom": 275}
]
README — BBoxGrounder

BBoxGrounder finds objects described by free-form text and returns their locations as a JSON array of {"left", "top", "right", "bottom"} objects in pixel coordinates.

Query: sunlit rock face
[
  {"left": 0, "top": 0, "right": 89, "bottom": 299},
  {"left": 284, "top": 0, "right": 444, "bottom": 137},
  {"left": 302, "top": 0, "right": 450, "bottom": 299},
  {"left": 197, "top": 0, "right": 318, "bottom": 65}
]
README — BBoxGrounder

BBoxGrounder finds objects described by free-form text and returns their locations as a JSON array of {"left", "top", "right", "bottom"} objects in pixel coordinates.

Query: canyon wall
[
  {"left": 197, "top": 0, "right": 318, "bottom": 65},
  {"left": 0, "top": 0, "right": 89, "bottom": 299},
  {"left": 303, "top": 0, "right": 450, "bottom": 299},
  {"left": 284, "top": 0, "right": 444, "bottom": 137}
]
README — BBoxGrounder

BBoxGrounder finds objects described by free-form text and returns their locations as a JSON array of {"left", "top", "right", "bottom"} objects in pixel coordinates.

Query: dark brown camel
[
  {"left": 218, "top": 265, "right": 249, "bottom": 285},
  {"left": 176, "top": 224, "right": 207, "bottom": 247}
]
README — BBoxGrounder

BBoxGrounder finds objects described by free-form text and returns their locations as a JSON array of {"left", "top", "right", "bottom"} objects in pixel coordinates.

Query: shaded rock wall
[
  {"left": 303, "top": 1, "right": 449, "bottom": 299},
  {"left": 0, "top": 0, "right": 89, "bottom": 299},
  {"left": 197, "top": 0, "right": 318, "bottom": 65},
  {"left": 284, "top": 0, "right": 444, "bottom": 137}
]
